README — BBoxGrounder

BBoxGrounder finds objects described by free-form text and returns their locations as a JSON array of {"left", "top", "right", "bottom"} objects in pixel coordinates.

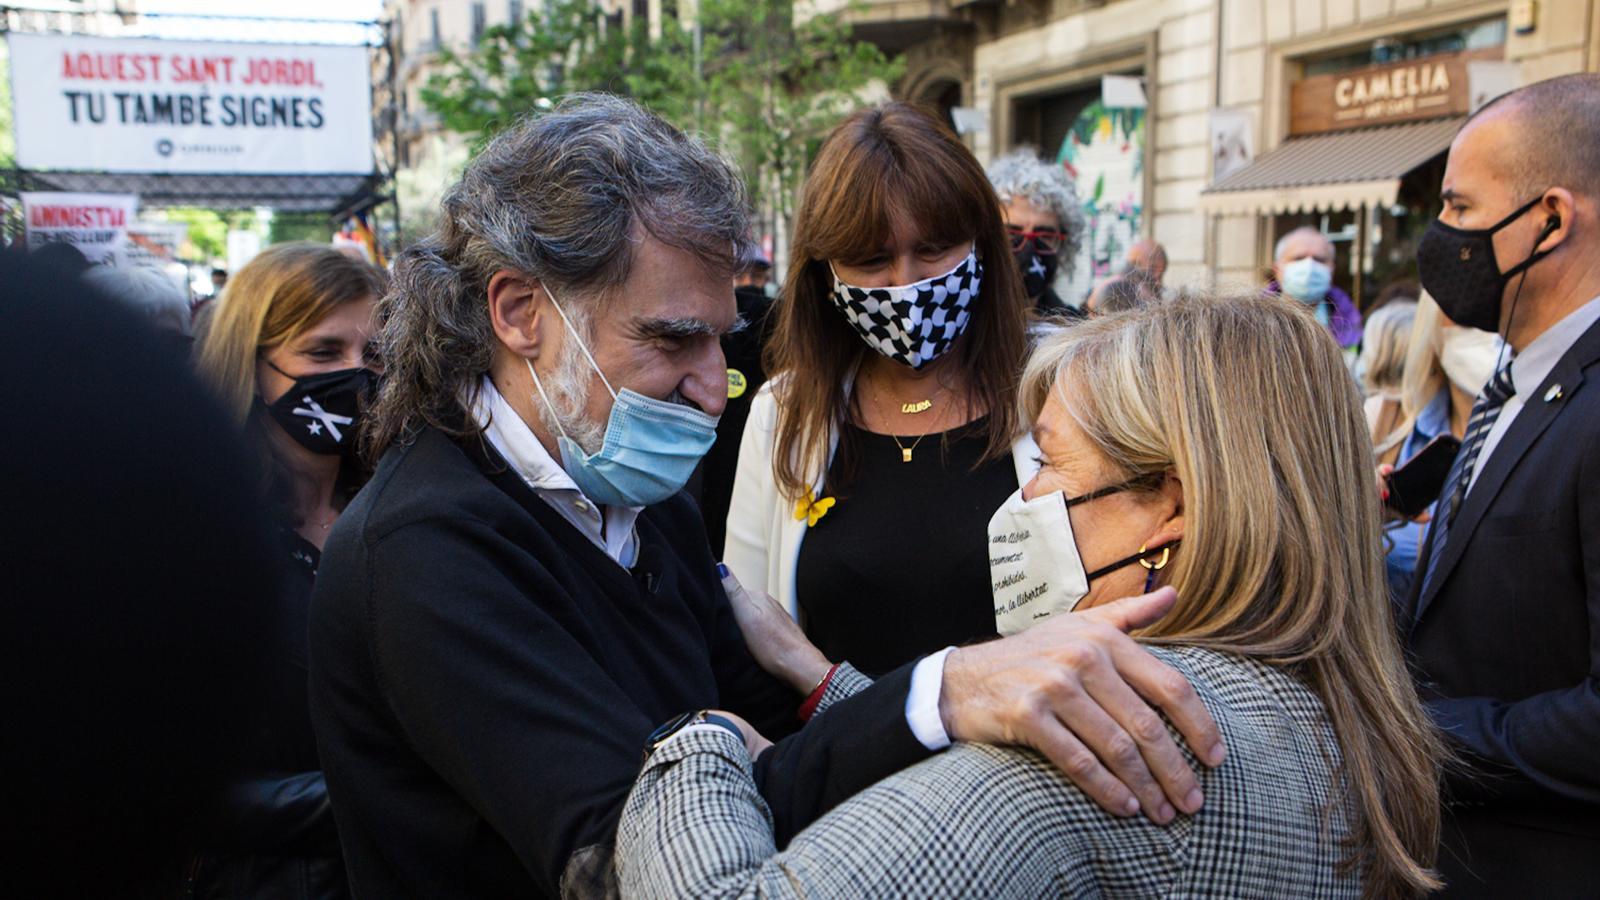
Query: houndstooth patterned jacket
[{"left": 615, "top": 646, "right": 1362, "bottom": 898}]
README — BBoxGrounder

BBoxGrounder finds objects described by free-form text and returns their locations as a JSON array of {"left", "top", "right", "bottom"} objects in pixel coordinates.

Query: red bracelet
[{"left": 797, "top": 664, "right": 841, "bottom": 722}]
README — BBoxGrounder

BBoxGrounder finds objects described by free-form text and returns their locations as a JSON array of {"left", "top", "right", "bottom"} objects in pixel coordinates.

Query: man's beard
[{"left": 536, "top": 331, "right": 607, "bottom": 456}]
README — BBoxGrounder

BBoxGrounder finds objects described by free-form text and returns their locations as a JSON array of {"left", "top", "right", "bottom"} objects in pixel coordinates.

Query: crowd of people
[{"left": 5, "top": 72, "right": 1598, "bottom": 899}]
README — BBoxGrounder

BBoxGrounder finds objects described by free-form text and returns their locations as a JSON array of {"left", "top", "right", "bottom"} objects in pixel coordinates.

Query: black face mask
[
  {"left": 261, "top": 364, "right": 373, "bottom": 457},
  {"left": 1416, "top": 194, "right": 1559, "bottom": 333},
  {"left": 1014, "top": 246, "right": 1060, "bottom": 301}
]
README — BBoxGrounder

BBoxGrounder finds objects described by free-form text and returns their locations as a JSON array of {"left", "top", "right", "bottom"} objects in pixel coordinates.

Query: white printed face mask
[
  {"left": 828, "top": 249, "right": 981, "bottom": 370},
  {"left": 987, "top": 483, "right": 1177, "bottom": 636},
  {"left": 1437, "top": 324, "right": 1503, "bottom": 395}
]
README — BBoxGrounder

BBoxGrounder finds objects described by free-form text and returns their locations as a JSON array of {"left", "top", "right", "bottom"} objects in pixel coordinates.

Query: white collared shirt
[
  {"left": 1471, "top": 294, "right": 1600, "bottom": 495},
  {"left": 472, "top": 376, "right": 641, "bottom": 568}
]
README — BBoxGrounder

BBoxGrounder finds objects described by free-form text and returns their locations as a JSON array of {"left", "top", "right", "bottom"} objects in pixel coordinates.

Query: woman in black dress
[
  {"left": 192, "top": 242, "right": 386, "bottom": 898},
  {"left": 724, "top": 103, "right": 1043, "bottom": 677}
]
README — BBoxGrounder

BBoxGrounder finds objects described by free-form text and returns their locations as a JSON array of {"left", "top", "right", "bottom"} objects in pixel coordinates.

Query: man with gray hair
[
  {"left": 986, "top": 148, "right": 1086, "bottom": 318},
  {"left": 1267, "top": 226, "right": 1362, "bottom": 349},
  {"left": 309, "top": 94, "right": 1221, "bottom": 899}
]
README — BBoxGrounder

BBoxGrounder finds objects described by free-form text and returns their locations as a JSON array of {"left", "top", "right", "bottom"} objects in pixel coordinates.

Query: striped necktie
[{"left": 1420, "top": 361, "right": 1516, "bottom": 597}]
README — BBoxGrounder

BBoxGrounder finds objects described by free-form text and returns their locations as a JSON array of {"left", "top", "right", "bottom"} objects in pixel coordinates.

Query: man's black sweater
[{"left": 308, "top": 427, "right": 931, "bottom": 898}]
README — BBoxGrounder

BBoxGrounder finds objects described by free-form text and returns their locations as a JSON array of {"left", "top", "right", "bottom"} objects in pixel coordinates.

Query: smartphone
[{"left": 1385, "top": 434, "right": 1462, "bottom": 519}]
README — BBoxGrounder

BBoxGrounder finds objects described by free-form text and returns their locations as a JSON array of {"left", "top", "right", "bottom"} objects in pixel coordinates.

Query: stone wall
[{"left": 969, "top": 0, "right": 1220, "bottom": 291}]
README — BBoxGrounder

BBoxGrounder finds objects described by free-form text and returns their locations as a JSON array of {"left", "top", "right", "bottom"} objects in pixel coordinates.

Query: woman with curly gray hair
[{"left": 986, "top": 149, "right": 1087, "bottom": 318}]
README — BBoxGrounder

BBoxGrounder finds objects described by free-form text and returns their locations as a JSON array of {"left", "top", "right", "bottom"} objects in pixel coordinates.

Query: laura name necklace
[{"left": 867, "top": 373, "right": 957, "bottom": 463}]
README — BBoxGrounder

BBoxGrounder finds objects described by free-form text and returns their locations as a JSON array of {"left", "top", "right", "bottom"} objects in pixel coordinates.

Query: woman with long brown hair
[
  {"left": 723, "top": 102, "right": 1040, "bottom": 676},
  {"left": 620, "top": 290, "right": 1446, "bottom": 898},
  {"left": 190, "top": 242, "right": 386, "bottom": 899}
]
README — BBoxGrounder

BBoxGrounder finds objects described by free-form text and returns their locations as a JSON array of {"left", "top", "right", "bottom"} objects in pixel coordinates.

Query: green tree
[
  {"left": 163, "top": 209, "right": 228, "bottom": 260},
  {"left": 419, "top": 0, "right": 639, "bottom": 152},
  {"left": 269, "top": 210, "right": 334, "bottom": 245},
  {"left": 420, "top": 0, "right": 901, "bottom": 268}
]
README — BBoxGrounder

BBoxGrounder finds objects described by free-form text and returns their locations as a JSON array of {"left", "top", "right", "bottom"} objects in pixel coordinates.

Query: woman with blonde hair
[
  {"left": 190, "top": 242, "right": 386, "bottom": 899},
  {"left": 1357, "top": 298, "right": 1418, "bottom": 400},
  {"left": 1369, "top": 293, "right": 1501, "bottom": 601},
  {"left": 619, "top": 291, "right": 1445, "bottom": 898}
]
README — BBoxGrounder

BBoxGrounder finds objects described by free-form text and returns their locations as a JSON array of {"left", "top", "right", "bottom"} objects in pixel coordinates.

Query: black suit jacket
[
  {"left": 309, "top": 428, "right": 930, "bottom": 899},
  {"left": 1405, "top": 316, "right": 1600, "bottom": 897}
]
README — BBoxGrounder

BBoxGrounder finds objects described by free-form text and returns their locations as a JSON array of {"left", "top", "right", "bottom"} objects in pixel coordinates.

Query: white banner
[
  {"left": 116, "top": 221, "right": 190, "bottom": 268},
  {"left": 21, "top": 191, "right": 139, "bottom": 264},
  {"left": 8, "top": 33, "right": 374, "bottom": 174}
]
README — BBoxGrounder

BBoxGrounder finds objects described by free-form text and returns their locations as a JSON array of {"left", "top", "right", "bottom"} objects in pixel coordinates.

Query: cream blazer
[{"left": 722, "top": 381, "right": 1041, "bottom": 619}]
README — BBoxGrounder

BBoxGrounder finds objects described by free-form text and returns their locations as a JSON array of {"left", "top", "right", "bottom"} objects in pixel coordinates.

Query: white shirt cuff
[{"left": 905, "top": 646, "right": 955, "bottom": 751}]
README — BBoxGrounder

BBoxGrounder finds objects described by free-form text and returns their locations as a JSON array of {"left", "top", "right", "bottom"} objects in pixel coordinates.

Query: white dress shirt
[
  {"left": 472, "top": 376, "right": 641, "bottom": 568},
  {"left": 1470, "top": 294, "right": 1600, "bottom": 495}
]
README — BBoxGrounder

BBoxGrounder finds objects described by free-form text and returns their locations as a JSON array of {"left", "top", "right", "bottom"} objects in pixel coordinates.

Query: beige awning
[{"left": 1200, "top": 117, "right": 1464, "bottom": 216}]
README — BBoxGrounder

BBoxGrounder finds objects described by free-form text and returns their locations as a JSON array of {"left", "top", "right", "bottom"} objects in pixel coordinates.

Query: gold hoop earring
[{"left": 1137, "top": 544, "right": 1171, "bottom": 570}]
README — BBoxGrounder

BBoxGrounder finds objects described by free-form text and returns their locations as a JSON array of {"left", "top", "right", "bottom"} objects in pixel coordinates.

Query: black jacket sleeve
[
  {"left": 366, "top": 514, "right": 937, "bottom": 890},
  {"left": 696, "top": 564, "right": 934, "bottom": 845},
  {"left": 1428, "top": 433, "right": 1600, "bottom": 807},
  {"left": 366, "top": 519, "right": 655, "bottom": 893}
]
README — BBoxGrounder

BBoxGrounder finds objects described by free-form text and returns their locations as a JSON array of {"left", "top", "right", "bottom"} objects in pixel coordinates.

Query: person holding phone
[{"left": 1370, "top": 293, "right": 1501, "bottom": 602}]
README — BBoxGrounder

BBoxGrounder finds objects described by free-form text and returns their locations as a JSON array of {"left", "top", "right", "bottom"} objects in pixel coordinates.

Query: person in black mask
[
  {"left": 986, "top": 149, "right": 1086, "bottom": 321},
  {"left": 1395, "top": 73, "right": 1600, "bottom": 897},
  {"left": 694, "top": 244, "right": 777, "bottom": 555},
  {"left": 192, "top": 241, "right": 387, "bottom": 899}
]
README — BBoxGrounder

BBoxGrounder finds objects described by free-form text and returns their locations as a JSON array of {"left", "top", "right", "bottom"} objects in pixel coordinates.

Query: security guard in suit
[{"left": 1406, "top": 73, "right": 1600, "bottom": 898}]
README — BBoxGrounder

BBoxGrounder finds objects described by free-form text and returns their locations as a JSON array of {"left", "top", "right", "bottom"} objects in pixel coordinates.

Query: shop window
[
  {"left": 1011, "top": 78, "right": 1146, "bottom": 303},
  {"left": 1304, "top": 19, "right": 1506, "bottom": 76}
]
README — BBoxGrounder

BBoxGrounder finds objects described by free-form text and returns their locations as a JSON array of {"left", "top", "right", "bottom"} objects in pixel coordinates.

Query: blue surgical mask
[
  {"left": 525, "top": 290, "right": 719, "bottom": 508},
  {"left": 1279, "top": 258, "right": 1332, "bottom": 303}
]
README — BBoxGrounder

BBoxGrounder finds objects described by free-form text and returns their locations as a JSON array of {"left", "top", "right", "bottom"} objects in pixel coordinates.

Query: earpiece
[{"left": 1540, "top": 215, "right": 1561, "bottom": 240}]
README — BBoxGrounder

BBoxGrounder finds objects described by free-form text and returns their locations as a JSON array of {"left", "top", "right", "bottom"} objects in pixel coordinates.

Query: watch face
[{"left": 644, "top": 710, "right": 699, "bottom": 759}]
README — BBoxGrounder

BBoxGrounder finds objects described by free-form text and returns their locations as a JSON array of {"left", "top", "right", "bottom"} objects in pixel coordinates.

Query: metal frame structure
[{"left": 0, "top": 5, "right": 399, "bottom": 243}]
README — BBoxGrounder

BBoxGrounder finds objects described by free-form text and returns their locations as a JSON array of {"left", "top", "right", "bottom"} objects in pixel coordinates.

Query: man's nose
[{"left": 681, "top": 341, "right": 728, "bottom": 418}]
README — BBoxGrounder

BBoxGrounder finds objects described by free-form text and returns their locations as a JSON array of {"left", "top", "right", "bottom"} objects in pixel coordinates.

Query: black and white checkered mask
[{"left": 828, "top": 250, "right": 981, "bottom": 370}]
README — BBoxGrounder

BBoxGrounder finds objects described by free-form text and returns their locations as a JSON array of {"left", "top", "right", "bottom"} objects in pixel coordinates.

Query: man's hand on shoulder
[{"left": 937, "top": 587, "right": 1225, "bottom": 824}]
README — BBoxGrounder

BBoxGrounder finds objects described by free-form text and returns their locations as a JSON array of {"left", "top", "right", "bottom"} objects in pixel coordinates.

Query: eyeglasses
[{"left": 1006, "top": 225, "right": 1067, "bottom": 255}]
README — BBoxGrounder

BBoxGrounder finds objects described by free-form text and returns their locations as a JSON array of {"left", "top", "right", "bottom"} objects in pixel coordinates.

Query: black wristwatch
[{"left": 644, "top": 710, "right": 743, "bottom": 761}]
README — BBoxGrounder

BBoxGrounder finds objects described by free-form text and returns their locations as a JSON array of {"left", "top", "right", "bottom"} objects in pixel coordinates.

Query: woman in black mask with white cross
[{"left": 192, "top": 241, "right": 386, "bottom": 899}]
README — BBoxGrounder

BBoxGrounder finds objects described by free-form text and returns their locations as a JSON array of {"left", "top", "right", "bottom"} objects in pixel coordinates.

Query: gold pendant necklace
[
  {"left": 889, "top": 432, "right": 927, "bottom": 463},
  {"left": 865, "top": 370, "right": 952, "bottom": 462}
]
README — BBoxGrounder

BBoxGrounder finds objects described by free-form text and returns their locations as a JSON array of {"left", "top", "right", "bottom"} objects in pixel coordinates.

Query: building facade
[
  {"left": 385, "top": 0, "right": 662, "bottom": 239},
  {"left": 1205, "top": 0, "right": 1599, "bottom": 304},
  {"left": 835, "top": 0, "right": 1600, "bottom": 306}
]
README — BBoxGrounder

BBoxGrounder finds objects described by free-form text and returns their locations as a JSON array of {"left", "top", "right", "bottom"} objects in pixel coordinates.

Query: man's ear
[
  {"left": 487, "top": 270, "right": 547, "bottom": 359},
  {"left": 1535, "top": 188, "right": 1576, "bottom": 255}
]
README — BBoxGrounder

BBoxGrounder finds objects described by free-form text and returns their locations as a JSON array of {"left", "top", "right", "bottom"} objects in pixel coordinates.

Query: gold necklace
[
  {"left": 898, "top": 380, "right": 949, "bottom": 414},
  {"left": 889, "top": 432, "right": 928, "bottom": 464},
  {"left": 865, "top": 371, "right": 944, "bottom": 463}
]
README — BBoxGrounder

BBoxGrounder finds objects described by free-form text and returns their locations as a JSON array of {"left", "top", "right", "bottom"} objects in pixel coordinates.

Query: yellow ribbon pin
[{"left": 793, "top": 490, "right": 835, "bottom": 527}]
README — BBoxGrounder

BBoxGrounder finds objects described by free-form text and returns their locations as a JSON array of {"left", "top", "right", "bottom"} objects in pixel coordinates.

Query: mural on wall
[{"left": 1057, "top": 100, "right": 1145, "bottom": 302}]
